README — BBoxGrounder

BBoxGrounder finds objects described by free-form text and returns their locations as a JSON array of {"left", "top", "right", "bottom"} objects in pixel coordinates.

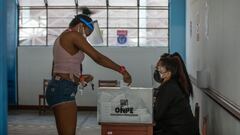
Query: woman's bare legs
[{"left": 53, "top": 101, "right": 77, "bottom": 135}]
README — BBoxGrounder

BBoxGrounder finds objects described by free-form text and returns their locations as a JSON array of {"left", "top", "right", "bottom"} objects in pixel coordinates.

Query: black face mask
[{"left": 153, "top": 70, "right": 163, "bottom": 83}]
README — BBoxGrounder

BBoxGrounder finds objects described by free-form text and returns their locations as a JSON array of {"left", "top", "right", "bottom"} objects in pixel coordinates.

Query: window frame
[{"left": 18, "top": 0, "right": 169, "bottom": 47}]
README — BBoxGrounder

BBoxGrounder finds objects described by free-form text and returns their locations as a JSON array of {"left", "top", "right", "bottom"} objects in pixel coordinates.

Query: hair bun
[{"left": 80, "top": 6, "right": 94, "bottom": 16}]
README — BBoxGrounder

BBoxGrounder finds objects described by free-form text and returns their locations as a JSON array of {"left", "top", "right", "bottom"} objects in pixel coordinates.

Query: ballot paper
[{"left": 97, "top": 87, "right": 153, "bottom": 123}]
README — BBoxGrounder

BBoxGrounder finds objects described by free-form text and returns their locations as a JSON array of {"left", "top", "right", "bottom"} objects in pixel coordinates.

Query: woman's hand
[
  {"left": 122, "top": 71, "right": 132, "bottom": 86},
  {"left": 81, "top": 74, "right": 94, "bottom": 83}
]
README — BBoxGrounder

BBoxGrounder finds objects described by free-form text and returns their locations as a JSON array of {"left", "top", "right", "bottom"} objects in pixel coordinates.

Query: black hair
[
  {"left": 81, "top": 6, "right": 94, "bottom": 16},
  {"left": 159, "top": 53, "right": 193, "bottom": 98},
  {"left": 172, "top": 52, "right": 193, "bottom": 97},
  {"left": 153, "top": 53, "right": 171, "bottom": 83},
  {"left": 160, "top": 53, "right": 171, "bottom": 58},
  {"left": 159, "top": 57, "right": 178, "bottom": 79}
]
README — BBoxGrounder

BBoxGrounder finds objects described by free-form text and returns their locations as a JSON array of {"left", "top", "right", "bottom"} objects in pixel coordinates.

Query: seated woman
[{"left": 153, "top": 53, "right": 199, "bottom": 135}]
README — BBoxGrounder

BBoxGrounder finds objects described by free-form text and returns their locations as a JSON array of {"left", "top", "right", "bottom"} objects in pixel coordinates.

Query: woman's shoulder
[
  {"left": 159, "top": 79, "right": 181, "bottom": 94},
  {"left": 59, "top": 30, "right": 80, "bottom": 43},
  {"left": 163, "top": 79, "right": 179, "bottom": 88},
  {"left": 60, "top": 30, "right": 75, "bottom": 38}
]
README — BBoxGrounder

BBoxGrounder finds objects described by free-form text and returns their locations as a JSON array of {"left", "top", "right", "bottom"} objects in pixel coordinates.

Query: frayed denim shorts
[{"left": 46, "top": 79, "right": 78, "bottom": 108}]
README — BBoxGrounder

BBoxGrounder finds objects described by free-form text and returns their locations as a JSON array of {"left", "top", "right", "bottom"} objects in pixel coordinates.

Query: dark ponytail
[
  {"left": 172, "top": 57, "right": 191, "bottom": 97},
  {"left": 158, "top": 53, "right": 193, "bottom": 97},
  {"left": 172, "top": 53, "right": 193, "bottom": 97}
]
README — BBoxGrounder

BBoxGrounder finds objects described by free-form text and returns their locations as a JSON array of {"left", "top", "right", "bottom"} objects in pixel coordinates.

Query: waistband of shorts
[{"left": 52, "top": 75, "right": 79, "bottom": 85}]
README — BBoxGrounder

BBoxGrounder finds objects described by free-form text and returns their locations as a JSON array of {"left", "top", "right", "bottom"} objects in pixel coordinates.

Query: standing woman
[
  {"left": 46, "top": 11, "right": 132, "bottom": 135},
  {"left": 153, "top": 55, "right": 199, "bottom": 135}
]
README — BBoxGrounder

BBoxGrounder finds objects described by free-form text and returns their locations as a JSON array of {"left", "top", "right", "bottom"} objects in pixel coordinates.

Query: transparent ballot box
[{"left": 97, "top": 87, "right": 153, "bottom": 124}]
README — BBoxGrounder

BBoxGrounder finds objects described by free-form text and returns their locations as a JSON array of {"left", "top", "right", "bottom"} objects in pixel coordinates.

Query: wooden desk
[{"left": 101, "top": 123, "right": 153, "bottom": 135}]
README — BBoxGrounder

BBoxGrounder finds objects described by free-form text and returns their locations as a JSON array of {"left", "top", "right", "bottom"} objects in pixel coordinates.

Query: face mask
[
  {"left": 153, "top": 70, "right": 164, "bottom": 83},
  {"left": 160, "top": 73, "right": 165, "bottom": 79},
  {"left": 153, "top": 70, "right": 160, "bottom": 83},
  {"left": 78, "top": 24, "right": 87, "bottom": 38}
]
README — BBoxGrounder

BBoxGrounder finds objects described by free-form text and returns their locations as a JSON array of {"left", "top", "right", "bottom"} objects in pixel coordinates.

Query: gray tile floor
[{"left": 8, "top": 110, "right": 100, "bottom": 135}]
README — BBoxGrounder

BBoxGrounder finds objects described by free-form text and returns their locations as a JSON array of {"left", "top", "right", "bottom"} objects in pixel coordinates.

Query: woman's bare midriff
[{"left": 53, "top": 73, "right": 80, "bottom": 83}]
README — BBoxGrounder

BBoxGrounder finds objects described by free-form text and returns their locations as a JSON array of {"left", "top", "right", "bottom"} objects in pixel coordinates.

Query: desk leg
[
  {"left": 147, "top": 125, "right": 153, "bottom": 135},
  {"left": 101, "top": 125, "right": 107, "bottom": 135}
]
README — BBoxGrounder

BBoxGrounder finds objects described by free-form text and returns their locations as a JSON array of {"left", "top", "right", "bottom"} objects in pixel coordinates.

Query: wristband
[{"left": 119, "top": 66, "right": 127, "bottom": 74}]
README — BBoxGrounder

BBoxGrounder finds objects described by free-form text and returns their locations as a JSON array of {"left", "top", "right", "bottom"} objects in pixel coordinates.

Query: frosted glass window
[
  {"left": 18, "top": 0, "right": 168, "bottom": 47},
  {"left": 19, "top": 0, "right": 44, "bottom": 6},
  {"left": 48, "top": 9, "right": 76, "bottom": 28},
  {"left": 48, "top": 0, "right": 75, "bottom": 6},
  {"left": 78, "top": 0, "right": 106, "bottom": 6},
  {"left": 109, "top": 0, "right": 137, "bottom": 6},
  {"left": 139, "top": 10, "right": 168, "bottom": 28},
  {"left": 139, "top": 29, "right": 168, "bottom": 47},
  {"left": 109, "top": 10, "right": 138, "bottom": 28},
  {"left": 140, "top": 0, "right": 168, "bottom": 6},
  {"left": 19, "top": 9, "right": 46, "bottom": 28},
  {"left": 19, "top": 28, "right": 46, "bottom": 46}
]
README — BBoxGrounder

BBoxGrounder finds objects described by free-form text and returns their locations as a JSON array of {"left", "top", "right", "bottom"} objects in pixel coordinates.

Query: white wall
[
  {"left": 191, "top": 85, "right": 240, "bottom": 135},
  {"left": 186, "top": 0, "right": 240, "bottom": 106},
  {"left": 186, "top": 0, "right": 240, "bottom": 134},
  {"left": 18, "top": 46, "right": 168, "bottom": 106}
]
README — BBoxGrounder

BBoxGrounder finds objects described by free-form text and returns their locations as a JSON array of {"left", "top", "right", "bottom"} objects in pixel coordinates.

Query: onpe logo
[{"left": 115, "top": 99, "right": 133, "bottom": 114}]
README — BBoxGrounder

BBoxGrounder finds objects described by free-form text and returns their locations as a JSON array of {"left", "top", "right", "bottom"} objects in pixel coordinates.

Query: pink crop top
[{"left": 53, "top": 37, "right": 85, "bottom": 78}]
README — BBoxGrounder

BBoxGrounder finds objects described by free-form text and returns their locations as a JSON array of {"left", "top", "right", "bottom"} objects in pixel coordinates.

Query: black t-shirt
[{"left": 154, "top": 79, "right": 198, "bottom": 135}]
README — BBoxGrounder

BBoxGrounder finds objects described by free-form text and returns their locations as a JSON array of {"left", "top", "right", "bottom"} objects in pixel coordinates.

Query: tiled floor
[{"left": 8, "top": 110, "right": 100, "bottom": 135}]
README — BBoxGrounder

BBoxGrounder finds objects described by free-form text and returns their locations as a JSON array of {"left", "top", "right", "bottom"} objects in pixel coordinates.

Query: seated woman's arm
[{"left": 154, "top": 84, "right": 177, "bottom": 122}]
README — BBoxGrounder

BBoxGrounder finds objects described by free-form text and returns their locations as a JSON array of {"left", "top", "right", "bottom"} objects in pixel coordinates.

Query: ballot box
[{"left": 97, "top": 87, "right": 153, "bottom": 124}]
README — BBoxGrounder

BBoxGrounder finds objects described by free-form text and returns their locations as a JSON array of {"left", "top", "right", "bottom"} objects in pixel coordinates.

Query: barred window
[{"left": 18, "top": 0, "right": 168, "bottom": 47}]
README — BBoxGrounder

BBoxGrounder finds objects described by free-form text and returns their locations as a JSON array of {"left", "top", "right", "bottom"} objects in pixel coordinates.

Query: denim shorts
[{"left": 46, "top": 79, "right": 78, "bottom": 108}]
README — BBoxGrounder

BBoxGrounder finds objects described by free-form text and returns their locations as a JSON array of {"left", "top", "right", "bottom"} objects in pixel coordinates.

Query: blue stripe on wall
[
  {"left": 169, "top": 0, "right": 186, "bottom": 61},
  {"left": 0, "top": 0, "right": 8, "bottom": 134},
  {"left": 7, "top": 0, "right": 18, "bottom": 105}
]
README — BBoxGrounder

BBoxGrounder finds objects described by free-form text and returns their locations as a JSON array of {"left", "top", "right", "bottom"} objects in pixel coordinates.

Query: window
[
  {"left": 19, "top": 9, "right": 47, "bottom": 46},
  {"left": 18, "top": 0, "right": 168, "bottom": 47}
]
